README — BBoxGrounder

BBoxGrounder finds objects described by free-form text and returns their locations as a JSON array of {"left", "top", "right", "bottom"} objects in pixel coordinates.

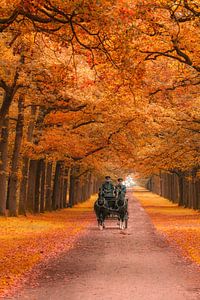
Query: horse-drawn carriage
[{"left": 94, "top": 192, "right": 128, "bottom": 230}]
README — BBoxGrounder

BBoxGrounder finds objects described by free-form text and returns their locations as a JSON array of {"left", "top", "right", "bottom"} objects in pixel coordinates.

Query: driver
[{"left": 99, "top": 176, "right": 115, "bottom": 198}]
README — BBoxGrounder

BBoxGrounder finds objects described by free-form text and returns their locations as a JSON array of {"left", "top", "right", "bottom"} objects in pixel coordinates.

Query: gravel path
[{"left": 9, "top": 191, "right": 200, "bottom": 300}]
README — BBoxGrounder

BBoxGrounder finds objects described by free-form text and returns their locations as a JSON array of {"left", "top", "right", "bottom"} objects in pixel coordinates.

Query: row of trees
[
  {"left": 0, "top": 0, "right": 200, "bottom": 216},
  {"left": 147, "top": 170, "right": 200, "bottom": 210},
  {"left": 15, "top": 160, "right": 100, "bottom": 215}
]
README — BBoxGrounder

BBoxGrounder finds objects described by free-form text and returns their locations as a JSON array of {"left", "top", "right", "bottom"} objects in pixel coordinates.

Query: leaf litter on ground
[{"left": 0, "top": 195, "right": 96, "bottom": 298}]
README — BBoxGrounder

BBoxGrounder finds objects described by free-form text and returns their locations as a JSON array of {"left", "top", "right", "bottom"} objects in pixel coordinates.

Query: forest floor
[
  {"left": 135, "top": 186, "right": 200, "bottom": 266},
  {"left": 1, "top": 187, "right": 199, "bottom": 300},
  {"left": 0, "top": 196, "right": 96, "bottom": 298}
]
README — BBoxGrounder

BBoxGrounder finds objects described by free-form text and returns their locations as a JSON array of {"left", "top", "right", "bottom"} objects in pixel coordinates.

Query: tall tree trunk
[
  {"left": 8, "top": 96, "right": 24, "bottom": 217},
  {"left": 0, "top": 117, "right": 9, "bottom": 216},
  {"left": 194, "top": 179, "right": 199, "bottom": 210},
  {"left": 34, "top": 159, "right": 43, "bottom": 213},
  {"left": 27, "top": 160, "right": 37, "bottom": 213},
  {"left": 52, "top": 161, "right": 61, "bottom": 210},
  {"left": 69, "top": 167, "right": 75, "bottom": 207},
  {"left": 178, "top": 173, "right": 184, "bottom": 206},
  {"left": 74, "top": 178, "right": 80, "bottom": 204},
  {"left": 6, "top": 176, "right": 10, "bottom": 210},
  {"left": 18, "top": 157, "right": 29, "bottom": 215},
  {"left": 81, "top": 179, "right": 86, "bottom": 202},
  {"left": 86, "top": 172, "right": 91, "bottom": 200},
  {"left": 62, "top": 167, "right": 68, "bottom": 208},
  {"left": 45, "top": 162, "right": 53, "bottom": 211},
  {"left": 197, "top": 180, "right": 200, "bottom": 210},
  {"left": 58, "top": 162, "right": 64, "bottom": 209},
  {"left": 88, "top": 172, "right": 92, "bottom": 198},
  {"left": 18, "top": 106, "right": 37, "bottom": 215},
  {"left": 40, "top": 160, "right": 46, "bottom": 213},
  {"left": 74, "top": 167, "right": 81, "bottom": 204}
]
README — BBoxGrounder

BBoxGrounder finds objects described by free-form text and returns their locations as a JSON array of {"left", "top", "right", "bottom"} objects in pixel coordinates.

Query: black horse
[
  {"left": 94, "top": 191, "right": 128, "bottom": 230},
  {"left": 94, "top": 194, "right": 108, "bottom": 230},
  {"left": 116, "top": 191, "right": 128, "bottom": 229}
]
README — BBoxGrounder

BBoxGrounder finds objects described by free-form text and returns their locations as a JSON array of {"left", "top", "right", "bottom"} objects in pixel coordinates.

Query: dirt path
[{"left": 8, "top": 191, "right": 200, "bottom": 300}]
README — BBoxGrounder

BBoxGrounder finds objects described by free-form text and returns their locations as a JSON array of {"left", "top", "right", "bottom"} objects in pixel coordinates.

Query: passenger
[
  {"left": 99, "top": 176, "right": 115, "bottom": 198},
  {"left": 115, "top": 178, "right": 126, "bottom": 197}
]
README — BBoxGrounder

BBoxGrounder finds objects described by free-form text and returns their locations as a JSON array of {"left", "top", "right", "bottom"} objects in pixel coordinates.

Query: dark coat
[
  {"left": 115, "top": 183, "right": 126, "bottom": 196},
  {"left": 99, "top": 181, "right": 115, "bottom": 197}
]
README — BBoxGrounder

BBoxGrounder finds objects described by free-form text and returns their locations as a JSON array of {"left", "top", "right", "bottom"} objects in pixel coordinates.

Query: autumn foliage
[
  {"left": 0, "top": 1, "right": 199, "bottom": 212},
  {"left": 0, "top": 2, "right": 200, "bottom": 298}
]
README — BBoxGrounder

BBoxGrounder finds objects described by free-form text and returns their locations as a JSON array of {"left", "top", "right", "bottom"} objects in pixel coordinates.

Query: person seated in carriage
[
  {"left": 95, "top": 176, "right": 128, "bottom": 230},
  {"left": 115, "top": 178, "right": 126, "bottom": 198},
  {"left": 99, "top": 176, "right": 116, "bottom": 208},
  {"left": 99, "top": 176, "right": 115, "bottom": 198}
]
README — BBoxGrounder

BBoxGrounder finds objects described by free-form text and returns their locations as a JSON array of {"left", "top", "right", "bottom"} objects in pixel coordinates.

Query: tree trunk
[
  {"left": 8, "top": 96, "right": 24, "bottom": 217},
  {"left": 0, "top": 117, "right": 9, "bottom": 216},
  {"left": 45, "top": 162, "right": 53, "bottom": 211},
  {"left": 6, "top": 176, "right": 10, "bottom": 210},
  {"left": 18, "top": 106, "right": 37, "bottom": 215},
  {"left": 74, "top": 178, "right": 80, "bottom": 204},
  {"left": 27, "top": 160, "right": 38, "bottom": 213},
  {"left": 40, "top": 160, "right": 46, "bottom": 213},
  {"left": 193, "top": 179, "right": 199, "bottom": 210},
  {"left": 178, "top": 173, "right": 184, "bottom": 206},
  {"left": 62, "top": 167, "right": 68, "bottom": 208},
  {"left": 69, "top": 167, "right": 75, "bottom": 207},
  {"left": 18, "top": 158, "right": 29, "bottom": 215},
  {"left": 197, "top": 180, "right": 200, "bottom": 210},
  {"left": 59, "top": 162, "right": 64, "bottom": 209},
  {"left": 34, "top": 159, "right": 43, "bottom": 213},
  {"left": 86, "top": 172, "right": 91, "bottom": 200},
  {"left": 88, "top": 172, "right": 92, "bottom": 198},
  {"left": 52, "top": 161, "right": 61, "bottom": 210}
]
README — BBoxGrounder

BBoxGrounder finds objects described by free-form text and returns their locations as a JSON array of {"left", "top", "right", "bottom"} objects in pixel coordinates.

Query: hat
[{"left": 118, "top": 178, "right": 123, "bottom": 182}]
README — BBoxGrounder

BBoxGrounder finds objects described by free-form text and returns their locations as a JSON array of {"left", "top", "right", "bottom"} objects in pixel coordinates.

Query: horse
[
  {"left": 94, "top": 191, "right": 128, "bottom": 230},
  {"left": 94, "top": 194, "right": 108, "bottom": 230},
  {"left": 116, "top": 191, "right": 128, "bottom": 230}
]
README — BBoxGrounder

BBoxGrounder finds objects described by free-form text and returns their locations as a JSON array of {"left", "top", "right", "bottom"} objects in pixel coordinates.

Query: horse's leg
[
  {"left": 94, "top": 204, "right": 101, "bottom": 227},
  {"left": 98, "top": 211, "right": 104, "bottom": 230},
  {"left": 102, "top": 212, "right": 105, "bottom": 228},
  {"left": 119, "top": 211, "right": 126, "bottom": 230},
  {"left": 99, "top": 219, "right": 103, "bottom": 230},
  {"left": 121, "top": 217, "right": 125, "bottom": 230},
  {"left": 99, "top": 223, "right": 103, "bottom": 230},
  {"left": 120, "top": 219, "right": 125, "bottom": 230},
  {"left": 119, "top": 219, "right": 122, "bottom": 229},
  {"left": 96, "top": 208, "right": 102, "bottom": 228},
  {"left": 102, "top": 220, "right": 105, "bottom": 229},
  {"left": 102, "top": 207, "right": 107, "bottom": 229},
  {"left": 97, "top": 218, "right": 101, "bottom": 227}
]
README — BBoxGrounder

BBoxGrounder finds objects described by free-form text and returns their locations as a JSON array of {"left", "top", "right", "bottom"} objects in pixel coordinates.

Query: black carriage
[{"left": 94, "top": 193, "right": 129, "bottom": 230}]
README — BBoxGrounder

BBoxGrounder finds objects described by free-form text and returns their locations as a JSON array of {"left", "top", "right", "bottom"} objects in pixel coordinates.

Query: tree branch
[
  {"left": 0, "top": 79, "right": 8, "bottom": 92},
  {"left": 72, "top": 120, "right": 103, "bottom": 129}
]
